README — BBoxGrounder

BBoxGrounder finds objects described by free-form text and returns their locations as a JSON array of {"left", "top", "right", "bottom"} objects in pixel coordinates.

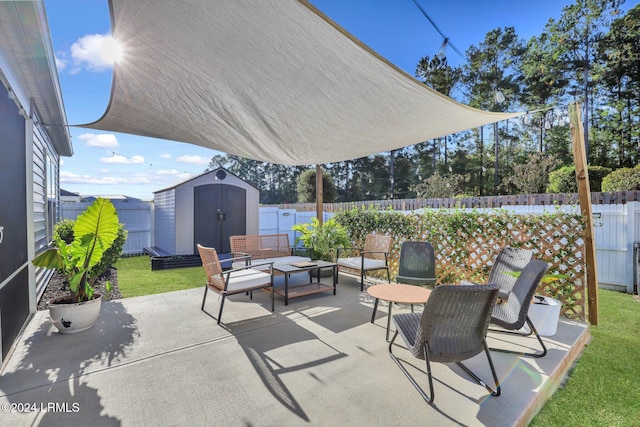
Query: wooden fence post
[
  {"left": 316, "top": 164, "right": 323, "bottom": 226},
  {"left": 570, "top": 102, "right": 598, "bottom": 326}
]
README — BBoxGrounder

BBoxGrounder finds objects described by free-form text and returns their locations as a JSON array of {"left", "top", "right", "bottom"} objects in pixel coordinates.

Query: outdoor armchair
[
  {"left": 336, "top": 234, "right": 392, "bottom": 291},
  {"left": 389, "top": 284, "right": 501, "bottom": 404},
  {"left": 396, "top": 241, "right": 436, "bottom": 287},
  {"left": 197, "top": 244, "right": 274, "bottom": 325},
  {"left": 489, "top": 258, "right": 549, "bottom": 358},
  {"left": 487, "top": 247, "right": 533, "bottom": 302}
]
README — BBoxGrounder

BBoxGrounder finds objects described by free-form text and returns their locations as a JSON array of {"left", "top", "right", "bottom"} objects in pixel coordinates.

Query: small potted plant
[
  {"left": 32, "top": 198, "right": 122, "bottom": 333},
  {"left": 292, "top": 218, "right": 351, "bottom": 276}
]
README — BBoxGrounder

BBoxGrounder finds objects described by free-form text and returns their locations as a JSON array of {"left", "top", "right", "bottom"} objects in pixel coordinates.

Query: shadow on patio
[{"left": 0, "top": 273, "right": 589, "bottom": 426}]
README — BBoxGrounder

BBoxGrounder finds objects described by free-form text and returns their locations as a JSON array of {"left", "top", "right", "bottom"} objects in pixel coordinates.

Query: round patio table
[{"left": 367, "top": 283, "right": 431, "bottom": 341}]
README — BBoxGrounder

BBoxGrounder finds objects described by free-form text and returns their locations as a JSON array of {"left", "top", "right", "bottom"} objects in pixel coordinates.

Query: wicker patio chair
[
  {"left": 397, "top": 241, "right": 436, "bottom": 286},
  {"left": 389, "top": 284, "right": 501, "bottom": 404},
  {"left": 336, "top": 234, "right": 392, "bottom": 291},
  {"left": 396, "top": 241, "right": 436, "bottom": 311},
  {"left": 487, "top": 247, "right": 533, "bottom": 302},
  {"left": 197, "top": 244, "right": 274, "bottom": 325},
  {"left": 489, "top": 258, "right": 549, "bottom": 358}
]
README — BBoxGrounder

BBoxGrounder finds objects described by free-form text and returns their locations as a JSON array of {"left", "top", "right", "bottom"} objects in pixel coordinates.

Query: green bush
[
  {"left": 601, "top": 165, "right": 640, "bottom": 192},
  {"left": 53, "top": 218, "right": 127, "bottom": 276},
  {"left": 546, "top": 165, "right": 611, "bottom": 193},
  {"left": 53, "top": 219, "right": 75, "bottom": 244}
]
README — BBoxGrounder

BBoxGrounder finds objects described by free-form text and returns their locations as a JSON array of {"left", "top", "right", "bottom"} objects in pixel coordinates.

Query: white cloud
[
  {"left": 101, "top": 154, "right": 145, "bottom": 165},
  {"left": 176, "top": 155, "right": 209, "bottom": 165},
  {"left": 55, "top": 54, "right": 67, "bottom": 71},
  {"left": 69, "top": 33, "right": 118, "bottom": 73},
  {"left": 60, "top": 170, "right": 151, "bottom": 185},
  {"left": 160, "top": 153, "right": 172, "bottom": 159},
  {"left": 156, "top": 169, "right": 181, "bottom": 176},
  {"left": 177, "top": 172, "right": 194, "bottom": 180},
  {"left": 77, "top": 133, "right": 119, "bottom": 148}
]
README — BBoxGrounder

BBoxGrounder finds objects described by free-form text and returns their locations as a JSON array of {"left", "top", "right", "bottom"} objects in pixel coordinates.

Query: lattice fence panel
[{"left": 337, "top": 209, "right": 586, "bottom": 320}]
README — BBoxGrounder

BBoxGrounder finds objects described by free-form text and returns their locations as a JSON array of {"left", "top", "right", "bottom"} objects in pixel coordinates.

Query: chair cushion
[
  {"left": 231, "top": 255, "right": 311, "bottom": 270},
  {"left": 337, "top": 257, "right": 386, "bottom": 270},
  {"left": 224, "top": 269, "right": 272, "bottom": 294}
]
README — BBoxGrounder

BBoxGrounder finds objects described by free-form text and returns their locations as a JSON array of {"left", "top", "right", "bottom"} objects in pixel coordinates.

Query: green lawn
[
  {"left": 531, "top": 289, "right": 640, "bottom": 426},
  {"left": 115, "top": 256, "right": 640, "bottom": 424},
  {"left": 116, "top": 255, "right": 205, "bottom": 298}
]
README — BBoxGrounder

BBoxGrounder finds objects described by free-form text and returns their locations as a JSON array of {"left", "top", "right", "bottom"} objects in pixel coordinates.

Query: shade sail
[{"left": 84, "top": 0, "right": 524, "bottom": 165}]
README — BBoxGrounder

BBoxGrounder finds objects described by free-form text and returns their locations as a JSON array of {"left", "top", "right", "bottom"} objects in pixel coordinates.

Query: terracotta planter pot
[{"left": 48, "top": 294, "right": 102, "bottom": 334}]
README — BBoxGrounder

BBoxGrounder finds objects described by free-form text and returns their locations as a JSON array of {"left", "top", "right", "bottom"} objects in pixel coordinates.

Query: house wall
[{"left": 0, "top": 1, "right": 71, "bottom": 368}]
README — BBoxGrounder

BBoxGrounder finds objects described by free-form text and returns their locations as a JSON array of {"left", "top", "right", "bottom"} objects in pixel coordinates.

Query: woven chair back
[
  {"left": 364, "top": 234, "right": 392, "bottom": 261},
  {"left": 413, "top": 284, "right": 499, "bottom": 363},
  {"left": 197, "top": 244, "right": 225, "bottom": 292}
]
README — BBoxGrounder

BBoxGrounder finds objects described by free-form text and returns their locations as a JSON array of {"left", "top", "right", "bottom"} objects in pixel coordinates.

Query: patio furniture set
[{"left": 198, "top": 233, "right": 553, "bottom": 405}]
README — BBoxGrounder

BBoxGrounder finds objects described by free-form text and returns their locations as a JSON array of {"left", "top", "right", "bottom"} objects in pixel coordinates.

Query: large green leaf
[{"left": 72, "top": 198, "right": 119, "bottom": 271}]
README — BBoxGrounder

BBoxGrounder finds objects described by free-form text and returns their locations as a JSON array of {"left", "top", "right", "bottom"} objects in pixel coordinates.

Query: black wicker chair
[
  {"left": 389, "top": 284, "right": 501, "bottom": 404},
  {"left": 396, "top": 241, "right": 436, "bottom": 287},
  {"left": 487, "top": 247, "right": 533, "bottom": 301},
  {"left": 489, "top": 259, "right": 549, "bottom": 358}
]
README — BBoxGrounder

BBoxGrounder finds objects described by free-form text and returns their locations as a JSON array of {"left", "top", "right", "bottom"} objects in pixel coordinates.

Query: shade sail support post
[
  {"left": 316, "top": 164, "right": 323, "bottom": 227},
  {"left": 570, "top": 102, "right": 598, "bottom": 326}
]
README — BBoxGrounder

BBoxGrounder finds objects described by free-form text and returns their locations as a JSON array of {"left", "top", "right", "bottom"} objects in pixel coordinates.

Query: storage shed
[{"left": 152, "top": 168, "right": 259, "bottom": 257}]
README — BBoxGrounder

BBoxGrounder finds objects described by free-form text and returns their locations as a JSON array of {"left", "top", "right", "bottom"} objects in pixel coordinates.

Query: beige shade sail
[{"left": 83, "top": 0, "right": 524, "bottom": 165}]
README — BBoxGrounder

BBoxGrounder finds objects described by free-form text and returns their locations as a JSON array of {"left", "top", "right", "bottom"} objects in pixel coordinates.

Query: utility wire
[{"left": 411, "top": 0, "right": 467, "bottom": 62}]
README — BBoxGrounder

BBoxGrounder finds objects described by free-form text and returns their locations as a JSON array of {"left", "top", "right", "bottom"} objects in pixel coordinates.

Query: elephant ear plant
[{"left": 32, "top": 198, "right": 120, "bottom": 303}]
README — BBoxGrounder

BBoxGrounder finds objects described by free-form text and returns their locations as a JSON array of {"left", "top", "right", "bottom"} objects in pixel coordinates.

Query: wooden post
[
  {"left": 316, "top": 164, "right": 323, "bottom": 226},
  {"left": 569, "top": 103, "right": 598, "bottom": 325}
]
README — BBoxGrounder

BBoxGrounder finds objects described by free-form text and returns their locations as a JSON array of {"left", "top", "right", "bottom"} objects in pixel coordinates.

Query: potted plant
[
  {"left": 32, "top": 198, "right": 121, "bottom": 333},
  {"left": 292, "top": 218, "right": 351, "bottom": 276}
]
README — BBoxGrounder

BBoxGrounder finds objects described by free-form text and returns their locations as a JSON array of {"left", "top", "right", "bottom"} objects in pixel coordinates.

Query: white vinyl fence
[
  {"left": 60, "top": 199, "right": 152, "bottom": 256},
  {"left": 61, "top": 201, "right": 640, "bottom": 293}
]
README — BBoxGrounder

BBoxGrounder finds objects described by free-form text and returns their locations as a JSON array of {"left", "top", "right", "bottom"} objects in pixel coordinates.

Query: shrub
[
  {"left": 546, "top": 165, "right": 611, "bottom": 193},
  {"left": 53, "top": 219, "right": 75, "bottom": 244},
  {"left": 601, "top": 165, "right": 640, "bottom": 191}
]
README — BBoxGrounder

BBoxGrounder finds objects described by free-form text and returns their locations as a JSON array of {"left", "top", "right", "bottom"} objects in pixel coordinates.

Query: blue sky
[{"left": 44, "top": 0, "right": 638, "bottom": 200}]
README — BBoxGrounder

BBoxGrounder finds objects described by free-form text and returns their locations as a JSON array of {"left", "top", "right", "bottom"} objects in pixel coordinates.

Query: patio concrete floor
[{"left": 0, "top": 273, "right": 590, "bottom": 426}]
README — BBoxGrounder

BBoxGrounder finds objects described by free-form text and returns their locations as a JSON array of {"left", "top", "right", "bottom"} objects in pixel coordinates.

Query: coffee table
[
  {"left": 367, "top": 283, "right": 431, "bottom": 341},
  {"left": 272, "top": 260, "right": 337, "bottom": 305}
]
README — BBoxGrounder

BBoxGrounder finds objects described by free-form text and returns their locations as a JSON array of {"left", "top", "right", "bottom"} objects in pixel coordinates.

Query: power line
[{"left": 411, "top": 0, "right": 467, "bottom": 63}]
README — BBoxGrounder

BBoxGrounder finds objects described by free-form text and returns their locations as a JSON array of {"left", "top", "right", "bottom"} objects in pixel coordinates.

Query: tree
[
  {"left": 414, "top": 172, "right": 464, "bottom": 199},
  {"left": 296, "top": 168, "right": 337, "bottom": 203},
  {"left": 597, "top": 4, "right": 640, "bottom": 167},
  {"left": 518, "top": 32, "right": 569, "bottom": 153},
  {"left": 547, "top": 0, "right": 625, "bottom": 163},
  {"left": 415, "top": 55, "right": 462, "bottom": 169},
  {"left": 463, "top": 27, "right": 524, "bottom": 194},
  {"left": 501, "top": 152, "right": 560, "bottom": 194}
]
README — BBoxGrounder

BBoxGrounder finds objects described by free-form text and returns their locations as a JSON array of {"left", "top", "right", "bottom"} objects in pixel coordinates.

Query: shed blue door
[{"left": 193, "top": 184, "right": 246, "bottom": 254}]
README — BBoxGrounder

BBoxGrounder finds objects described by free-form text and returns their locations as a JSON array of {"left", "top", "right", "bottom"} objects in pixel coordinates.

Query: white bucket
[{"left": 520, "top": 296, "right": 561, "bottom": 337}]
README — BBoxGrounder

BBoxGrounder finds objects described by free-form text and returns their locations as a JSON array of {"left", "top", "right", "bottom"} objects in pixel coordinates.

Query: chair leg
[
  {"left": 386, "top": 267, "right": 391, "bottom": 283},
  {"left": 457, "top": 340, "right": 501, "bottom": 396},
  {"left": 201, "top": 286, "right": 209, "bottom": 311},
  {"left": 216, "top": 295, "right": 226, "bottom": 325},
  {"left": 389, "top": 331, "right": 435, "bottom": 404},
  {"left": 489, "top": 316, "right": 548, "bottom": 358}
]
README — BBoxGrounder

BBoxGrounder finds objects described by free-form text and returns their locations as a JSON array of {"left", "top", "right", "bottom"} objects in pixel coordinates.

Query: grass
[
  {"left": 531, "top": 290, "right": 640, "bottom": 426},
  {"left": 116, "top": 255, "right": 205, "bottom": 298},
  {"left": 115, "top": 256, "right": 640, "bottom": 424}
]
